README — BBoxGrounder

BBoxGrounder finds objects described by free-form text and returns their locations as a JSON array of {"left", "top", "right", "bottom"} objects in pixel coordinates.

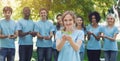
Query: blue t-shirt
[
  {"left": 17, "top": 19, "right": 35, "bottom": 45},
  {"left": 101, "top": 26, "right": 119, "bottom": 51},
  {"left": 0, "top": 19, "right": 17, "bottom": 48},
  {"left": 86, "top": 24, "right": 102, "bottom": 50},
  {"left": 79, "top": 28, "right": 86, "bottom": 52},
  {"left": 52, "top": 25, "right": 57, "bottom": 49},
  {"left": 34, "top": 20, "right": 54, "bottom": 47},
  {"left": 56, "top": 30, "right": 84, "bottom": 61}
]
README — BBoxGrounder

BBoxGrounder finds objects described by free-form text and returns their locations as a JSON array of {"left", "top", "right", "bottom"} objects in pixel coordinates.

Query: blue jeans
[
  {"left": 0, "top": 48, "right": 15, "bottom": 61},
  {"left": 79, "top": 52, "right": 84, "bottom": 61},
  {"left": 52, "top": 48, "right": 59, "bottom": 61},
  {"left": 19, "top": 45, "right": 33, "bottom": 61},
  {"left": 37, "top": 47, "right": 52, "bottom": 61},
  {"left": 104, "top": 51, "right": 118, "bottom": 61}
]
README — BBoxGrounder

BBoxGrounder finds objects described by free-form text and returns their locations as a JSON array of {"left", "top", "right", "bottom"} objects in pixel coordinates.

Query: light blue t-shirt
[
  {"left": 56, "top": 30, "right": 84, "bottom": 61},
  {"left": 34, "top": 20, "right": 54, "bottom": 47},
  {"left": 0, "top": 19, "right": 17, "bottom": 48},
  {"left": 86, "top": 24, "right": 101, "bottom": 50},
  {"left": 79, "top": 28, "right": 86, "bottom": 52},
  {"left": 101, "top": 26, "right": 119, "bottom": 51},
  {"left": 17, "top": 19, "right": 35, "bottom": 45},
  {"left": 52, "top": 25, "right": 57, "bottom": 49}
]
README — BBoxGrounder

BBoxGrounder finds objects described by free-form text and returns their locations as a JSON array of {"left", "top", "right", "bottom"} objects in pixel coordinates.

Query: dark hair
[
  {"left": 88, "top": 11, "right": 101, "bottom": 23},
  {"left": 56, "top": 14, "right": 62, "bottom": 19},
  {"left": 23, "top": 7, "right": 30, "bottom": 12},
  {"left": 56, "top": 14, "right": 62, "bottom": 30},
  {"left": 3, "top": 6, "right": 12, "bottom": 13},
  {"left": 76, "top": 16, "right": 86, "bottom": 31}
]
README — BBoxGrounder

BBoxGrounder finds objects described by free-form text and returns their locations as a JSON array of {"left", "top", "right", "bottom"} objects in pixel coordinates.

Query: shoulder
[
  {"left": 47, "top": 20, "right": 53, "bottom": 24},
  {"left": 56, "top": 30, "right": 62, "bottom": 35},
  {"left": 0, "top": 19, "right": 4, "bottom": 23},
  {"left": 75, "top": 29, "right": 84, "bottom": 35},
  {"left": 18, "top": 19, "right": 24, "bottom": 23}
]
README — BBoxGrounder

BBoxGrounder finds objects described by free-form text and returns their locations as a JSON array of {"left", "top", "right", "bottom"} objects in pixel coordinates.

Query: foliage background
[{"left": 0, "top": 0, "right": 117, "bottom": 24}]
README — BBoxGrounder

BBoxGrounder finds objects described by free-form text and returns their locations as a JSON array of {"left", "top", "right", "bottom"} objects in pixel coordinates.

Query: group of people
[{"left": 0, "top": 6, "right": 119, "bottom": 61}]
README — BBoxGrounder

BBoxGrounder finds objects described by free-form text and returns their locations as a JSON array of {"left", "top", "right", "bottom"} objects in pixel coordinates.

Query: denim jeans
[
  {"left": 19, "top": 45, "right": 33, "bottom": 61},
  {"left": 37, "top": 47, "right": 52, "bottom": 61},
  {"left": 79, "top": 52, "right": 84, "bottom": 61},
  {"left": 104, "top": 51, "right": 118, "bottom": 61},
  {"left": 0, "top": 48, "right": 15, "bottom": 61},
  {"left": 52, "top": 48, "right": 59, "bottom": 61},
  {"left": 87, "top": 50, "right": 101, "bottom": 61}
]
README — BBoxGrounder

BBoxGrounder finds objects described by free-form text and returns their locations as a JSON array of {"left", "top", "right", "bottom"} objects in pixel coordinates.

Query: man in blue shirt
[
  {"left": 34, "top": 8, "right": 53, "bottom": 61},
  {"left": 17, "top": 7, "right": 36, "bottom": 61},
  {"left": 0, "top": 6, "right": 18, "bottom": 61}
]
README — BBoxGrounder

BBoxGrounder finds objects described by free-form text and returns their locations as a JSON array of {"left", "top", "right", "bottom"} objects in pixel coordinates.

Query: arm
[
  {"left": 29, "top": 31, "right": 37, "bottom": 37},
  {"left": 0, "top": 30, "right": 8, "bottom": 38},
  {"left": 91, "top": 32, "right": 101, "bottom": 41},
  {"left": 9, "top": 31, "right": 18, "bottom": 39},
  {"left": 36, "top": 32, "right": 44, "bottom": 39},
  {"left": 56, "top": 35, "right": 66, "bottom": 51},
  {"left": 66, "top": 35, "right": 82, "bottom": 51},
  {"left": 18, "top": 30, "right": 29, "bottom": 37},
  {"left": 44, "top": 31, "right": 53, "bottom": 40},
  {"left": 103, "top": 34, "right": 118, "bottom": 41}
]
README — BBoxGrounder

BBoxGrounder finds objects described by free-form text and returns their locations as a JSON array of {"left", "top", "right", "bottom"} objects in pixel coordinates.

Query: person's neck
[
  {"left": 65, "top": 27, "right": 74, "bottom": 32},
  {"left": 77, "top": 25, "right": 82, "bottom": 30},
  {"left": 108, "top": 24, "right": 114, "bottom": 28},
  {"left": 5, "top": 18, "right": 10, "bottom": 21},
  {"left": 24, "top": 17, "right": 29, "bottom": 20},
  {"left": 92, "top": 23, "right": 98, "bottom": 28},
  {"left": 41, "top": 18, "right": 47, "bottom": 21}
]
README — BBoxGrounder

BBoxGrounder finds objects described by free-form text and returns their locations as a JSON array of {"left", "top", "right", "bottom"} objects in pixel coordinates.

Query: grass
[{"left": 31, "top": 41, "right": 120, "bottom": 61}]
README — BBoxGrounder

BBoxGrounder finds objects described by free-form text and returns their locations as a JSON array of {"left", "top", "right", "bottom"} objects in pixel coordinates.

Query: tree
[{"left": 0, "top": 0, "right": 115, "bottom": 24}]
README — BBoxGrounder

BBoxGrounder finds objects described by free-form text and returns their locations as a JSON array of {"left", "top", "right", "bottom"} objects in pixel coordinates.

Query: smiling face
[
  {"left": 107, "top": 15, "right": 115, "bottom": 26},
  {"left": 3, "top": 7, "right": 12, "bottom": 20},
  {"left": 76, "top": 17, "right": 83, "bottom": 26},
  {"left": 3, "top": 10, "right": 12, "bottom": 20},
  {"left": 91, "top": 15, "right": 97, "bottom": 24},
  {"left": 63, "top": 14, "right": 75, "bottom": 30},
  {"left": 23, "top": 7, "right": 30, "bottom": 17},
  {"left": 40, "top": 10, "right": 47, "bottom": 20}
]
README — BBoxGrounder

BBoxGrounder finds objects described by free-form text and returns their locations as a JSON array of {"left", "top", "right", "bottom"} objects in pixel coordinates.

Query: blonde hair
[
  {"left": 62, "top": 11, "right": 76, "bottom": 23},
  {"left": 106, "top": 13, "right": 115, "bottom": 21},
  {"left": 61, "top": 11, "right": 76, "bottom": 31}
]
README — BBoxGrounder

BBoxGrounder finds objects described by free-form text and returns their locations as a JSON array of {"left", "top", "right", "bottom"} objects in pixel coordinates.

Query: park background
[{"left": 0, "top": 0, "right": 120, "bottom": 61}]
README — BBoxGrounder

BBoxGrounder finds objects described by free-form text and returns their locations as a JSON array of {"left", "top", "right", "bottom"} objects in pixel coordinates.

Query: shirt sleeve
[
  {"left": 0, "top": 23, "right": 2, "bottom": 31},
  {"left": 34, "top": 22, "right": 39, "bottom": 32},
  {"left": 114, "top": 26, "right": 119, "bottom": 34},
  {"left": 76, "top": 30, "right": 84, "bottom": 42},
  {"left": 16, "top": 21, "right": 22, "bottom": 31},
  {"left": 55, "top": 31, "right": 62, "bottom": 40},
  {"left": 49, "top": 22, "right": 54, "bottom": 32}
]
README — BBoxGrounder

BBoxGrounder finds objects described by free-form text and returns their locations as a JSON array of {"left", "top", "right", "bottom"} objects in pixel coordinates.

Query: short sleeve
[
  {"left": 14, "top": 22, "right": 18, "bottom": 31},
  {"left": 86, "top": 24, "right": 90, "bottom": 32},
  {"left": 114, "top": 27, "right": 119, "bottom": 34},
  {"left": 49, "top": 22, "right": 54, "bottom": 32},
  {"left": 34, "top": 22, "right": 39, "bottom": 32},
  {"left": 0, "top": 23, "right": 2, "bottom": 31},
  {"left": 55, "top": 31, "right": 62, "bottom": 40},
  {"left": 16, "top": 21, "right": 22, "bottom": 31},
  {"left": 99, "top": 25, "right": 104, "bottom": 33},
  {"left": 77, "top": 31, "right": 84, "bottom": 42}
]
